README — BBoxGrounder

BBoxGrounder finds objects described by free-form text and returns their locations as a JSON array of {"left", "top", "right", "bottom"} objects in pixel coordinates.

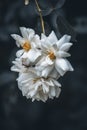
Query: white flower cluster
[{"left": 11, "top": 27, "right": 74, "bottom": 102}]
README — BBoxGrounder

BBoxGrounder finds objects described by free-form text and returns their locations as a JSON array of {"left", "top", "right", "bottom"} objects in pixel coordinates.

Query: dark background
[{"left": 0, "top": 0, "right": 87, "bottom": 130}]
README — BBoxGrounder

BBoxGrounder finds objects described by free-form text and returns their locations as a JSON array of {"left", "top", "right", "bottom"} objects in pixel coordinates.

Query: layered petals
[
  {"left": 17, "top": 69, "right": 61, "bottom": 102},
  {"left": 36, "top": 31, "right": 74, "bottom": 77},
  {"left": 11, "top": 58, "right": 27, "bottom": 73}
]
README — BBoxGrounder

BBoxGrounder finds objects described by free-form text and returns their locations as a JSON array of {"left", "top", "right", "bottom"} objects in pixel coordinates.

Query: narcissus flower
[
  {"left": 17, "top": 68, "right": 61, "bottom": 102},
  {"left": 36, "top": 31, "right": 74, "bottom": 77}
]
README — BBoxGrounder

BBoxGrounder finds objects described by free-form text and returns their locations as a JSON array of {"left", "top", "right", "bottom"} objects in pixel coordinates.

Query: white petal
[
  {"left": 56, "top": 51, "right": 71, "bottom": 58},
  {"left": 34, "top": 81, "right": 42, "bottom": 91},
  {"left": 55, "top": 62, "right": 65, "bottom": 76},
  {"left": 27, "top": 49, "right": 41, "bottom": 62},
  {"left": 17, "top": 73, "right": 29, "bottom": 83},
  {"left": 36, "top": 56, "right": 53, "bottom": 69},
  {"left": 50, "top": 69, "right": 60, "bottom": 79},
  {"left": 35, "top": 59, "right": 46, "bottom": 73},
  {"left": 31, "top": 35, "right": 41, "bottom": 48},
  {"left": 21, "top": 85, "right": 29, "bottom": 96},
  {"left": 52, "top": 79, "right": 61, "bottom": 87},
  {"left": 20, "top": 27, "right": 29, "bottom": 40},
  {"left": 48, "top": 31, "right": 58, "bottom": 44},
  {"left": 21, "top": 52, "right": 28, "bottom": 58},
  {"left": 46, "top": 56, "right": 54, "bottom": 65},
  {"left": 11, "top": 34, "right": 24, "bottom": 47},
  {"left": 42, "top": 83, "right": 49, "bottom": 93},
  {"left": 66, "top": 60, "right": 74, "bottom": 72},
  {"left": 41, "top": 33, "right": 47, "bottom": 39},
  {"left": 56, "top": 35, "right": 71, "bottom": 48},
  {"left": 55, "top": 58, "right": 73, "bottom": 76},
  {"left": 41, "top": 65, "right": 53, "bottom": 78},
  {"left": 50, "top": 86, "right": 56, "bottom": 97},
  {"left": 56, "top": 87, "right": 61, "bottom": 98},
  {"left": 11, "top": 66, "right": 20, "bottom": 72},
  {"left": 60, "top": 43, "right": 73, "bottom": 52},
  {"left": 41, "top": 42, "right": 49, "bottom": 52},
  {"left": 40, "top": 56, "right": 54, "bottom": 66},
  {"left": 41, "top": 39, "right": 52, "bottom": 50},
  {"left": 45, "top": 79, "right": 54, "bottom": 87},
  {"left": 16, "top": 49, "right": 24, "bottom": 57},
  {"left": 22, "top": 58, "right": 30, "bottom": 66},
  {"left": 27, "top": 28, "right": 35, "bottom": 40}
]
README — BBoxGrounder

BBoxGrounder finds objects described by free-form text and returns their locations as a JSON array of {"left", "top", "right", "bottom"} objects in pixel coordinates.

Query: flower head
[
  {"left": 11, "top": 27, "right": 41, "bottom": 66},
  {"left": 36, "top": 31, "right": 74, "bottom": 77},
  {"left": 17, "top": 68, "right": 61, "bottom": 102}
]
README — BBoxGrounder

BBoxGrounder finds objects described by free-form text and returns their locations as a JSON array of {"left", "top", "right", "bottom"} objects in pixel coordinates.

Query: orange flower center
[
  {"left": 48, "top": 51, "right": 56, "bottom": 60},
  {"left": 22, "top": 41, "right": 31, "bottom": 51}
]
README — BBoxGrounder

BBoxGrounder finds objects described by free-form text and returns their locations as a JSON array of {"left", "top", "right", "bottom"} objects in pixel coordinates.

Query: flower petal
[
  {"left": 11, "top": 34, "right": 24, "bottom": 47},
  {"left": 45, "top": 79, "right": 54, "bottom": 87},
  {"left": 46, "top": 56, "right": 54, "bottom": 65},
  {"left": 20, "top": 27, "right": 29, "bottom": 40},
  {"left": 52, "top": 79, "right": 61, "bottom": 87},
  {"left": 16, "top": 49, "right": 24, "bottom": 57},
  {"left": 11, "top": 66, "right": 20, "bottom": 72},
  {"left": 42, "top": 83, "right": 49, "bottom": 93},
  {"left": 49, "top": 86, "right": 56, "bottom": 97},
  {"left": 48, "top": 31, "right": 58, "bottom": 44},
  {"left": 31, "top": 35, "right": 41, "bottom": 48},
  {"left": 66, "top": 59, "right": 74, "bottom": 72},
  {"left": 41, "top": 33, "right": 47, "bottom": 39},
  {"left": 17, "top": 73, "right": 29, "bottom": 83},
  {"left": 28, "top": 49, "right": 41, "bottom": 62},
  {"left": 60, "top": 43, "right": 73, "bottom": 52},
  {"left": 36, "top": 56, "right": 54, "bottom": 68},
  {"left": 21, "top": 52, "right": 28, "bottom": 58},
  {"left": 22, "top": 58, "right": 30, "bottom": 66},
  {"left": 55, "top": 87, "right": 61, "bottom": 98},
  {"left": 50, "top": 69, "right": 60, "bottom": 79},
  {"left": 56, "top": 51, "right": 71, "bottom": 58},
  {"left": 41, "top": 65, "right": 53, "bottom": 78},
  {"left": 55, "top": 58, "right": 73, "bottom": 76},
  {"left": 56, "top": 35, "right": 71, "bottom": 48},
  {"left": 27, "top": 28, "right": 35, "bottom": 40}
]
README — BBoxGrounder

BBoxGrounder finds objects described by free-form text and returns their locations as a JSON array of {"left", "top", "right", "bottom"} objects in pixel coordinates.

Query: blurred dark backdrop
[{"left": 0, "top": 0, "right": 87, "bottom": 130}]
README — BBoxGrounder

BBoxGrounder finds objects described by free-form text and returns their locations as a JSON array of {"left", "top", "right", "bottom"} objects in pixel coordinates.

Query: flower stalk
[{"left": 35, "top": 0, "right": 45, "bottom": 34}]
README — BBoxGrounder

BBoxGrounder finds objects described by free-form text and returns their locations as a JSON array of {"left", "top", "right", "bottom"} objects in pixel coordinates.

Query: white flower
[
  {"left": 11, "top": 58, "right": 28, "bottom": 73},
  {"left": 36, "top": 31, "right": 74, "bottom": 77},
  {"left": 17, "top": 68, "right": 61, "bottom": 102},
  {"left": 11, "top": 28, "right": 74, "bottom": 102},
  {"left": 11, "top": 27, "right": 41, "bottom": 65}
]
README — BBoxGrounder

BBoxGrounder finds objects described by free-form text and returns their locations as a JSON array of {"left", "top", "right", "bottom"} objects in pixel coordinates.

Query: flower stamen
[
  {"left": 33, "top": 78, "right": 41, "bottom": 83},
  {"left": 22, "top": 41, "right": 31, "bottom": 51},
  {"left": 48, "top": 51, "right": 56, "bottom": 60}
]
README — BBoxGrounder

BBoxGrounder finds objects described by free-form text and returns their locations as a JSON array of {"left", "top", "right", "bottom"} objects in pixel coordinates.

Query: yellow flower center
[
  {"left": 48, "top": 51, "right": 56, "bottom": 60},
  {"left": 33, "top": 78, "right": 41, "bottom": 83},
  {"left": 33, "top": 77, "right": 49, "bottom": 84},
  {"left": 22, "top": 41, "right": 31, "bottom": 51}
]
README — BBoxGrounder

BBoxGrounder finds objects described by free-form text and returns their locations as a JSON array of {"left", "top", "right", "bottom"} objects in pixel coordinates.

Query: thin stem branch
[{"left": 35, "top": 0, "right": 45, "bottom": 34}]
